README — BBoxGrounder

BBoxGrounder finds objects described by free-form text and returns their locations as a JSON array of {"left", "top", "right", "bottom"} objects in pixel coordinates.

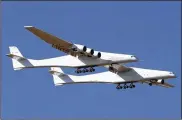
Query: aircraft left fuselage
[{"left": 11, "top": 51, "right": 137, "bottom": 69}]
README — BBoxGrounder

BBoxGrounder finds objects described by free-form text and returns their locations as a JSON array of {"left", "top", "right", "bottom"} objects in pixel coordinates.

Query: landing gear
[
  {"left": 130, "top": 83, "right": 135, "bottom": 88},
  {"left": 161, "top": 79, "right": 164, "bottom": 84},
  {"left": 109, "top": 66, "right": 117, "bottom": 74},
  {"left": 116, "top": 83, "right": 136, "bottom": 90},
  {"left": 75, "top": 67, "right": 95, "bottom": 74},
  {"left": 88, "top": 67, "right": 95, "bottom": 72},
  {"left": 116, "top": 84, "right": 122, "bottom": 89},
  {"left": 129, "top": 83, "right": 135, "bottom": 88},
  {"left": 75, "top": 69, "right": 82, "bottom": 74},
  {"left": 81, "top": 69, "right": 85, "bottom": 73}
]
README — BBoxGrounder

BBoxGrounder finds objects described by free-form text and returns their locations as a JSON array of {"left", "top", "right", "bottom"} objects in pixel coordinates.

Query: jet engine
[
  {"left": 86, "top": 48, "right": 94, "bottom": 55},
  {"left": 157, "top": 79, "right": 164, "bottom": 84},
  {"left": 93, "top": 51, "right": 101, "bottom": 58},
  {"left": 97, "top": 52, "right": 101, "bottom": 58},
  {"left": 72, "top": 44, "right": 101, "bottom": 58},
  {"left": 72, "top": 44, "right": 87, "bottom": 52}
]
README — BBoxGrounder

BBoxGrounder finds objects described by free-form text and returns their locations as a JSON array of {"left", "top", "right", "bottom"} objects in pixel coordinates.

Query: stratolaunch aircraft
[
  {"left": 49, "top": 67, "right": 176, "bottom": 89},
  {"left": 6, "top": 26, "right": 176, "bottom": 89},
  {"left": 6, "top": 26, "right": 138, "bottom": 73}
]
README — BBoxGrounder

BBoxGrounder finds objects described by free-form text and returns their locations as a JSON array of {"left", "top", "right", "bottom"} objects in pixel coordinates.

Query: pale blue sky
[{"left": 2, "top": 1, "right": 181, "bottom": 119}]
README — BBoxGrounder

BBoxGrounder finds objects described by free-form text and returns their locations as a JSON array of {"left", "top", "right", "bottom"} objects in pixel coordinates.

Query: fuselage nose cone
[
  {"left": 131, "top": 55, "right": 138, "bottom": 61},
  {"left": 169, "top": 72, "right": 176, "bottom": 78}
]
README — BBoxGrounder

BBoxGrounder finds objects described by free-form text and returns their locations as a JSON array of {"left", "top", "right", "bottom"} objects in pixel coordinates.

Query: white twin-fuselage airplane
[{"left": 7, "top": 26, "right": 176, "bottom": 89}]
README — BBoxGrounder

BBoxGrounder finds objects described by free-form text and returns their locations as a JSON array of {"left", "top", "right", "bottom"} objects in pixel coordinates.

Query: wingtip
[
  {"left": 6, "top": 54, "right": 11, "bottom": 57},
  {"left": 24, "top": 26, "right": 34, "bottom": 28}
]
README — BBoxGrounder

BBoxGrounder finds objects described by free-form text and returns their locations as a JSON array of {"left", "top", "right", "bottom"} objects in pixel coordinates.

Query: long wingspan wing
[
  {"left": 24, "top": 26, "right": 73, "bottom": 53},
  {"left": 24, "top": 26, "right": 100, "bottom": 57}
]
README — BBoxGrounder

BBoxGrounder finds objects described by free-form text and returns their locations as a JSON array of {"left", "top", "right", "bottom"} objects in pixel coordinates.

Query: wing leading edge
[{"left": 24, "top": 26, "right": 73, "bottom": 51}]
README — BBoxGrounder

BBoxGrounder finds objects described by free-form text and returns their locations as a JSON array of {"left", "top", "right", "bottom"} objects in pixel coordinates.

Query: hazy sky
[{"left": 2, "top": 1, "right": 181, "bottom": 119}]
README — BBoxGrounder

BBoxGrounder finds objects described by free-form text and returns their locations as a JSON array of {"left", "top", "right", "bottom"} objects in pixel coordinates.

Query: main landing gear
[
  {"left": 108, "top": 66, "right": 118, "bottom": 74},
  {"left": 75, "top": 67, "right": 95, "bottom": 74},
  {"left": 116, "top": 83, "right": 135, "bottom": 90}
]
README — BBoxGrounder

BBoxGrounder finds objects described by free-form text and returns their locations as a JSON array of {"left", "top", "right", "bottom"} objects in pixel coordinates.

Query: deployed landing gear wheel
[
  {"left": 116, "top": 85, "right": 120, "bottom": 89},
  {"left": 116, "top": 84, "right": 122, "bottom": 89},
  {"left": 129, "top": 83, "right": 135, "bottom": 88},
  {"left": 75, "top": 69, "right": 81, "bottom": 74},
  {"left": 117, "top": 86, "right": 122, "bottom": 89},
  {"left": 88, "top": 67, "right": 95, "bottom": 72},
  {"left": 123, "top": 84, "right": 127, "bottom": 89},
  {"left": 82, "top": 69, "right": 86, "bottom": 73},
  {"left": 89, "top": 68, "right": 92, "bottom": 72},
  {"left": 76, "top": 67, "right": 95, "bottom": 73},
  {"left": 85, "top": 69, "right": 89, "bottom": 72}
]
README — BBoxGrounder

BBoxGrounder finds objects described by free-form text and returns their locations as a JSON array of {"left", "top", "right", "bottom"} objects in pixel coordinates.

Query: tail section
[
  {"left": 6, "top": 46, "right": 27, "bottom": 70},
  {"left": 9, "top": 46, "right": 23, "bottom": 57},
  {"left": 6, "top": 46, "right": 25, "bottom": 60},
  {"left": 49, "top": 67, "right": 73, "bottom": 86},
  {"left": 49, "top": 67, "right": 65, "bottom": 76}
]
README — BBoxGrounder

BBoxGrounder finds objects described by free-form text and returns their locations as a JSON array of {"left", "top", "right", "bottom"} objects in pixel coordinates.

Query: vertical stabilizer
[
  {"left": 49, "top": 67, "right": 66, "bottom": 86},
  {"left": 9, "top": 46, "right": 23, "bottom": 57},
  {"left": 49, "top": 67, "right": 75, "bottom": 86},
  {"left": 6, "top": 46, "right": 26, "bottom": 70}
]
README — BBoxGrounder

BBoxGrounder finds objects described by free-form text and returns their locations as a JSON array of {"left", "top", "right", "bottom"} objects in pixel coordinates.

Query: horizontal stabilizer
[
  {"left": 7, "top": 46, "right": 26, "bottom": 60},
  {"left": 49, "top": 67, "right": 65, "bottom": 76},
  {"left": 6, "top": 53, "right": 26, "bottom": 61}
]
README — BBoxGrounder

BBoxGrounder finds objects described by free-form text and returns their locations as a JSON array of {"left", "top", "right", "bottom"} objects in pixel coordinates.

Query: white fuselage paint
[
  {"left": 17, "top": 52, "right": 137, "bottom": 69},
  {"left": 52, "top": 67, "right": 176, "bottom": 85}
]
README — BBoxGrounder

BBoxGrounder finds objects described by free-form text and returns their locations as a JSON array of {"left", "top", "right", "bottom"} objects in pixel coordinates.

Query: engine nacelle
[
  {"left": 73, "top": 44, "right": 87, "bottom": 52},
  {"left": 97, "top": 52, "right": 101, "bottom": 58},
  {"left": 86, "top": 48, "right": 94, "bottom": 55},
  {"left": 157, "top": 79, "right": 164, "bottom": 84},
  {"left": 93, "top": 51, "right": 101, "bottom": 58}
]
